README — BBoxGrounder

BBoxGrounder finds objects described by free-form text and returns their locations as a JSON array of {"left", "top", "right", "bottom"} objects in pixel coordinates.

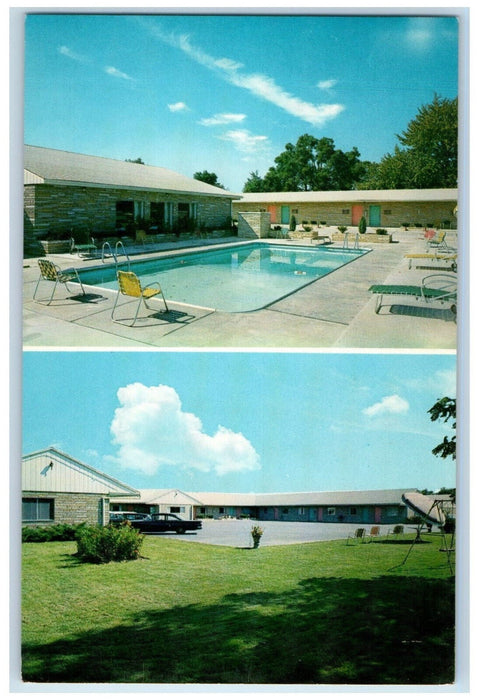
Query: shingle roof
[
  {"left": 24, "top": 145, "right": 240, "bottom": 199},
  {"left": 237, "top": 189, "right": 458, "bottom": 204}
]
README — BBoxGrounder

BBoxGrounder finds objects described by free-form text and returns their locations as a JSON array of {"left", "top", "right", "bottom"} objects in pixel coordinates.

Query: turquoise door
[
  {"left": 369, "top": 205, "right": 381, "bottom": 226},
  {"left": 281, "top": 206, "right": 290, "bottom": 225}
]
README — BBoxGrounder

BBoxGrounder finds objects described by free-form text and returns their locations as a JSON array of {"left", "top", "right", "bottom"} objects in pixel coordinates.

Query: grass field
[{"left": 21, "top": 534, "right": 455, "bottom": 685}]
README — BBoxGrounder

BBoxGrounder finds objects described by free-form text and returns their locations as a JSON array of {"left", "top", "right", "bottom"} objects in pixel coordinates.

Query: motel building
[{"left": 22, "top": 448, "right": 416, "bottom": 528}]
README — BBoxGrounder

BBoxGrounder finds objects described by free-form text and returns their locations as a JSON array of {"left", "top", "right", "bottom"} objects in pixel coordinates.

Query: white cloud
[
  {"left": 317, "top": 79, "right": 337, "bottom": 90},
  {"left": 105, "top": 65, "right": 134, "bottom": 81},
  {"left": 404, "top": 18, "right": 434, "bottom": 49},
  {"left": 219, "top": 129, "right": 269, "bottom": 153},
  {"left": 168, "top": 101, "right": 189, "bottom": 112},
  {"left": 149, "top": 26, "right": 344, "bottom": 127},
  {"left": 363, "top": 394, "right": 410, "bottom": 417},
  {"left": 107, "top": 383, "right": 261, "bottom": 477},
  {"left": 199, "top": 113, "right": 246, "bottom": 126},
  {"left": 58, "top": 45, "right": 86, "bottom": 62},
  {"left": 405, "top": 369, "right": 456, "bottom": 398}
]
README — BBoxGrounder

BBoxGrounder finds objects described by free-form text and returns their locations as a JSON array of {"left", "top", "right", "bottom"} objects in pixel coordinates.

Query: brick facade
[
  {"left": 237, "top": 211, "right": 271, "bottom": 238},
  {"left": 24, "top": 184, "right": 233, "bottom": 238},
  {"left": 23, "top": 491, "right": 110, "bottom": 526},
  {"left": 233, "top": 199, "right": 457, "bottom": 230}
]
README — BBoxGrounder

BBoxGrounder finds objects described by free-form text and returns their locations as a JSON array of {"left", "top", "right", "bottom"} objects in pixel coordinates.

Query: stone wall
[
  {"left": 23, "top": 491, "right": 109, "bottom": 526},
  {"left": 237, "top": 211, "right": 271, "bottom": 238},
  {"left": 233, "top": 199, "right": 457, "bottom": 229},
  {"left": 24, "top": 184, "right": 233, "bottom": 237}
]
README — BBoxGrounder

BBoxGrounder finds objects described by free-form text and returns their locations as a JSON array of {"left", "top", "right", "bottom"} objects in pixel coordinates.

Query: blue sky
[
  {"left": 23, "top": 12, "right": 459, "bottom": 192},
  {"left": 22, "top": 351, "right": 456, "bottom": 494}
]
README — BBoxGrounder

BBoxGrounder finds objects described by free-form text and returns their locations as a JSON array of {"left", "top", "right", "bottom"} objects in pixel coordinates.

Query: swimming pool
[{"left": 78, "top": 242, "right": 370, "bottom": 312}]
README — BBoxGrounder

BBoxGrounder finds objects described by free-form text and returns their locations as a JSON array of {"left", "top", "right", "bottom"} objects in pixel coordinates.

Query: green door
[
  {"left": 281, "top": 206, "right": 290, "bottom": 225},
  {"left": 369, "top": 205, "right": 381, "bottom": 227}
]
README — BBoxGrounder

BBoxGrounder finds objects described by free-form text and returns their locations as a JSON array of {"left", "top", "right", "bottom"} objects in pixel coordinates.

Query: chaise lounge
[{"left": 369, "top": 273, "right": 457, "bottom": 317}]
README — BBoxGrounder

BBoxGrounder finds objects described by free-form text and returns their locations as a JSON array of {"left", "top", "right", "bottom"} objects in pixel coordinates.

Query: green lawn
[{"left": 21, "top": 534, "right": 455, "bottom": 685}]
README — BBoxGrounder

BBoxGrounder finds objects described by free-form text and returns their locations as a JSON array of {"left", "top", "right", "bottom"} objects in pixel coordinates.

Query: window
[
  {"left": 22, "top": 498, "right": 54, "bottom": 522},
  {"left": 170, "top": 506, "right": 185, "bottom": 514},
  {"left": 342, "top": 209, "right": 350, "bottom": 214},
  {"left": 350, "top": 507, "right": 357, "bottom": 515},
  {"left": 282, "top": 508, "right": 289, "bottom": 514},
  {"left": 115, "top": 201, "right": 134, "bottom": 230},
  {"left": 384, "top": 209, "right": 392, "bottom": 215},
  {"left": 298, "top": 507, "right": 306, "bottom": 515},
  {"left": 327, "top": 507, "right": 335, "bottom": 516}
]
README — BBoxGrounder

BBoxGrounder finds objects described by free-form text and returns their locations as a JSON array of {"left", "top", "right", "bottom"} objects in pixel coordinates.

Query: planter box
[
  {"left": 39, "top": 240, "right": 71, "bottom": 254},
  {"left": 331, "top": 233, "right": 392, "bottom": 244}
]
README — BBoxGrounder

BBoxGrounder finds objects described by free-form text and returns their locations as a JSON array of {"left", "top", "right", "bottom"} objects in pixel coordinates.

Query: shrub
[
  {"left": 337, "top": 225, "right": 348, "bottom": 234},
  {"left": 376, "top": 228, "right": 388, "bottom": 236},
  {"left": 401, "top": 222, "right": 410, "bottom": 229},
  {"left": 251, "top": 525, "right": 264, "bottom": 548},
  {"left": 289, "top": 215, "right": 297, "bottom": 232},
  {"left": 22, "top": 523, "right": 87, "bottom": 542},
  {"left": 320, "top": 221, "right": 327, "bottom": 225},
  {"left": 358, "top": 216, "right": 367, "bottom": 234},
  {"left": 75, "top": 523, "right": 144, "bottom": 564},
  {"left": 414, "top": 223, "right": 423, "bottom": 228}
]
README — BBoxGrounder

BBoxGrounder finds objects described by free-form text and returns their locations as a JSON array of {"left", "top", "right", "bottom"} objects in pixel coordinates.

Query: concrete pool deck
[{"left": 22, "top": 230, "right": 458, "bottom": 349}]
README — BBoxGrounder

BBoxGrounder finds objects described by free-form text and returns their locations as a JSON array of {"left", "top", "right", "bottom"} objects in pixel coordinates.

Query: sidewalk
[{"left": 22, "top": 232, "right": 458, "bottom": 350}]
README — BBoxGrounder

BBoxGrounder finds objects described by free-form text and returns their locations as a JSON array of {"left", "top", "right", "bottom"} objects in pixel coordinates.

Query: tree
[
  {"left": 428, "top": 397, "right": 456, "bottom": 460},
  {"left": 243, "top": 170, "right": 266, "bottom": 192},
  {"left": 361, "top": 95, "right": 458, "bottom": 189},
  {"left": 125, "top": 157, "right": 145, "bottom": 164},
  {"left": 397, "top": 94, "right": 458, "bottom": 188},
  {"left": 248, "top": 134, "right": 364, "bottom": 192},
  {"left": 193, "top": 170, "right": 224, "bottom": 189}
]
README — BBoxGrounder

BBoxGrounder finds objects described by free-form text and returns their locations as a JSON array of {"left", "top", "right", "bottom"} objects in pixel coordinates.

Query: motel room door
[
  {"left": 267, "top": 205, "right": 278, "bottom": 224},
  {"left": 281, "top": 206, "right": 290, "bottom": 225},
  {"left": 369, "top": 205, "right": 381, "bottom": 227},
  {"left": 351, "top": 204, "right": 363, "bottom": 225}
]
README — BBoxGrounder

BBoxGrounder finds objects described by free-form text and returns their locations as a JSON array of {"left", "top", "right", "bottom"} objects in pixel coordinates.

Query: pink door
[
  {"left": 268, "top": 205, "right": 278, "bottom": 224},
  {"left": 375, "top": 507, "right": 381, "bottom": 524},
  {"left": 352, "top": 204, "right": 363, "bottom": 226}
]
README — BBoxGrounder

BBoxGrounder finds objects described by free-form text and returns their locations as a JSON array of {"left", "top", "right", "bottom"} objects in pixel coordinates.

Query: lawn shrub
[
  {"left": 358, "top": 216, "right": 367, "bottom": 234},
  {"left": 22, "top": 523, "right": 86, "bottom": 542},
  {"left": 289, "top": 215, "right": 297, "bottom": 232},
  {"left": 75, "top": 523, "right": 144, "bottom": 564}
]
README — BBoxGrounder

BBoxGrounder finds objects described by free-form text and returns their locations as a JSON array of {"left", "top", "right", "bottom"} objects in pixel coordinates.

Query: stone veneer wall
[
  {"left": 23, "top": 491, "right": 110, "bottom": 526},
  {"left": 24, "top": 184, "right": 233, "bottom": 237},
  {"left": 233, "top": 200, "right": 456, "bottom": 229},
  {"left": 237, "top": 211, "right": 271, "bottom": 238}
]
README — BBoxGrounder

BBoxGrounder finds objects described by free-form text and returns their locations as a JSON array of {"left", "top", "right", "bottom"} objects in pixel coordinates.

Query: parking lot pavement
[{"left": 147, "top": 519, "right": 379, "bottom": 547}]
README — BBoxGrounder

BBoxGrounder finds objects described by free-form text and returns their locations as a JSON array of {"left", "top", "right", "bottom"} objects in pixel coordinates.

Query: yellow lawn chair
[
  {"left": 111, "top": 270, "right": 169, "bottom": 326},
  {"left": 33, "top": 258, "right": 86, "bottom": 304}
]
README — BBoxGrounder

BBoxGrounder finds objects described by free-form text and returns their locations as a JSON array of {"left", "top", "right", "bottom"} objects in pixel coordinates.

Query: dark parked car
[
  {"left": 109, "top": 511, "right": 150, "bottom": 523},
  {"left": 130, "top": 513, "right": 203, "bottom": 535}
]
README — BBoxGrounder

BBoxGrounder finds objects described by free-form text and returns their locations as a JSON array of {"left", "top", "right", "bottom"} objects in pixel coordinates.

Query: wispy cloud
[
  {"left": 404, "top": 18, "right": 435, "bottom": 49},
  {"left": 148, "top": 25, "right": 344, "bottom": 127},
  {"left": 104, "top": 65, "right": 134, "bottom": 81},
  {"left": 57, "top": 45, "right": 87, "bottom": 62},
  {"left": 219, "top": 129, "right": 269, "bottom": 154},
  {"left": 168, "top": 101, "right": 189, "bottom": 112},
  {"left": 363, "top": 394, "right": 410, "bottom": 418},
  {"left": 405, "top": 369, "right": 456, "bottom": 398},
  {"left": 106, "top": 383, "right": 261, "bottom": 476},
  {"left": 199, "top": 113, "right": 246, "bottom": 126},
  {"left": 317, "top": 79, "right": 337, "bottom": 90}
]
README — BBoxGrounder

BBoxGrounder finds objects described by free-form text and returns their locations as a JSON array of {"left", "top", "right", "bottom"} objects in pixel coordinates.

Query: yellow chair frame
[
  {"left": 111, "top": 270, "right": 169, "bottom": 325},
  {"left": 33, "top": 258, "right": 86, "bottom": 304}
]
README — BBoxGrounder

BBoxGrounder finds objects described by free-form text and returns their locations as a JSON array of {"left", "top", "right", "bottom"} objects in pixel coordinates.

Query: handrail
[
  {"left": 115, "top": 240, "right": 131, "bottom": 270},
  {"left": 101, "top": 241, "right": 115, "bottom": 264}
]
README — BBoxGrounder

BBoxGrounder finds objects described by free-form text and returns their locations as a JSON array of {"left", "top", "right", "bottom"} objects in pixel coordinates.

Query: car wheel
[{"left": 176, "top": 527, "right": 186, "bottom": 534}]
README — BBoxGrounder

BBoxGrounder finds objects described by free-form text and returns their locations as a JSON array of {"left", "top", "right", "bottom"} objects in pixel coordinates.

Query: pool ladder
[
  {"left": 342, "top": 231, "right": 360, "bottom": 250},
  {"left": 101, "top": 240, "right": 131, "bottom": 270}
]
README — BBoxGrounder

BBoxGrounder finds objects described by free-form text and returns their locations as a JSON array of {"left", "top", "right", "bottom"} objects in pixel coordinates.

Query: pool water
[{"left": 78, "top": 242, "right": 369, "bottom": 312}]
